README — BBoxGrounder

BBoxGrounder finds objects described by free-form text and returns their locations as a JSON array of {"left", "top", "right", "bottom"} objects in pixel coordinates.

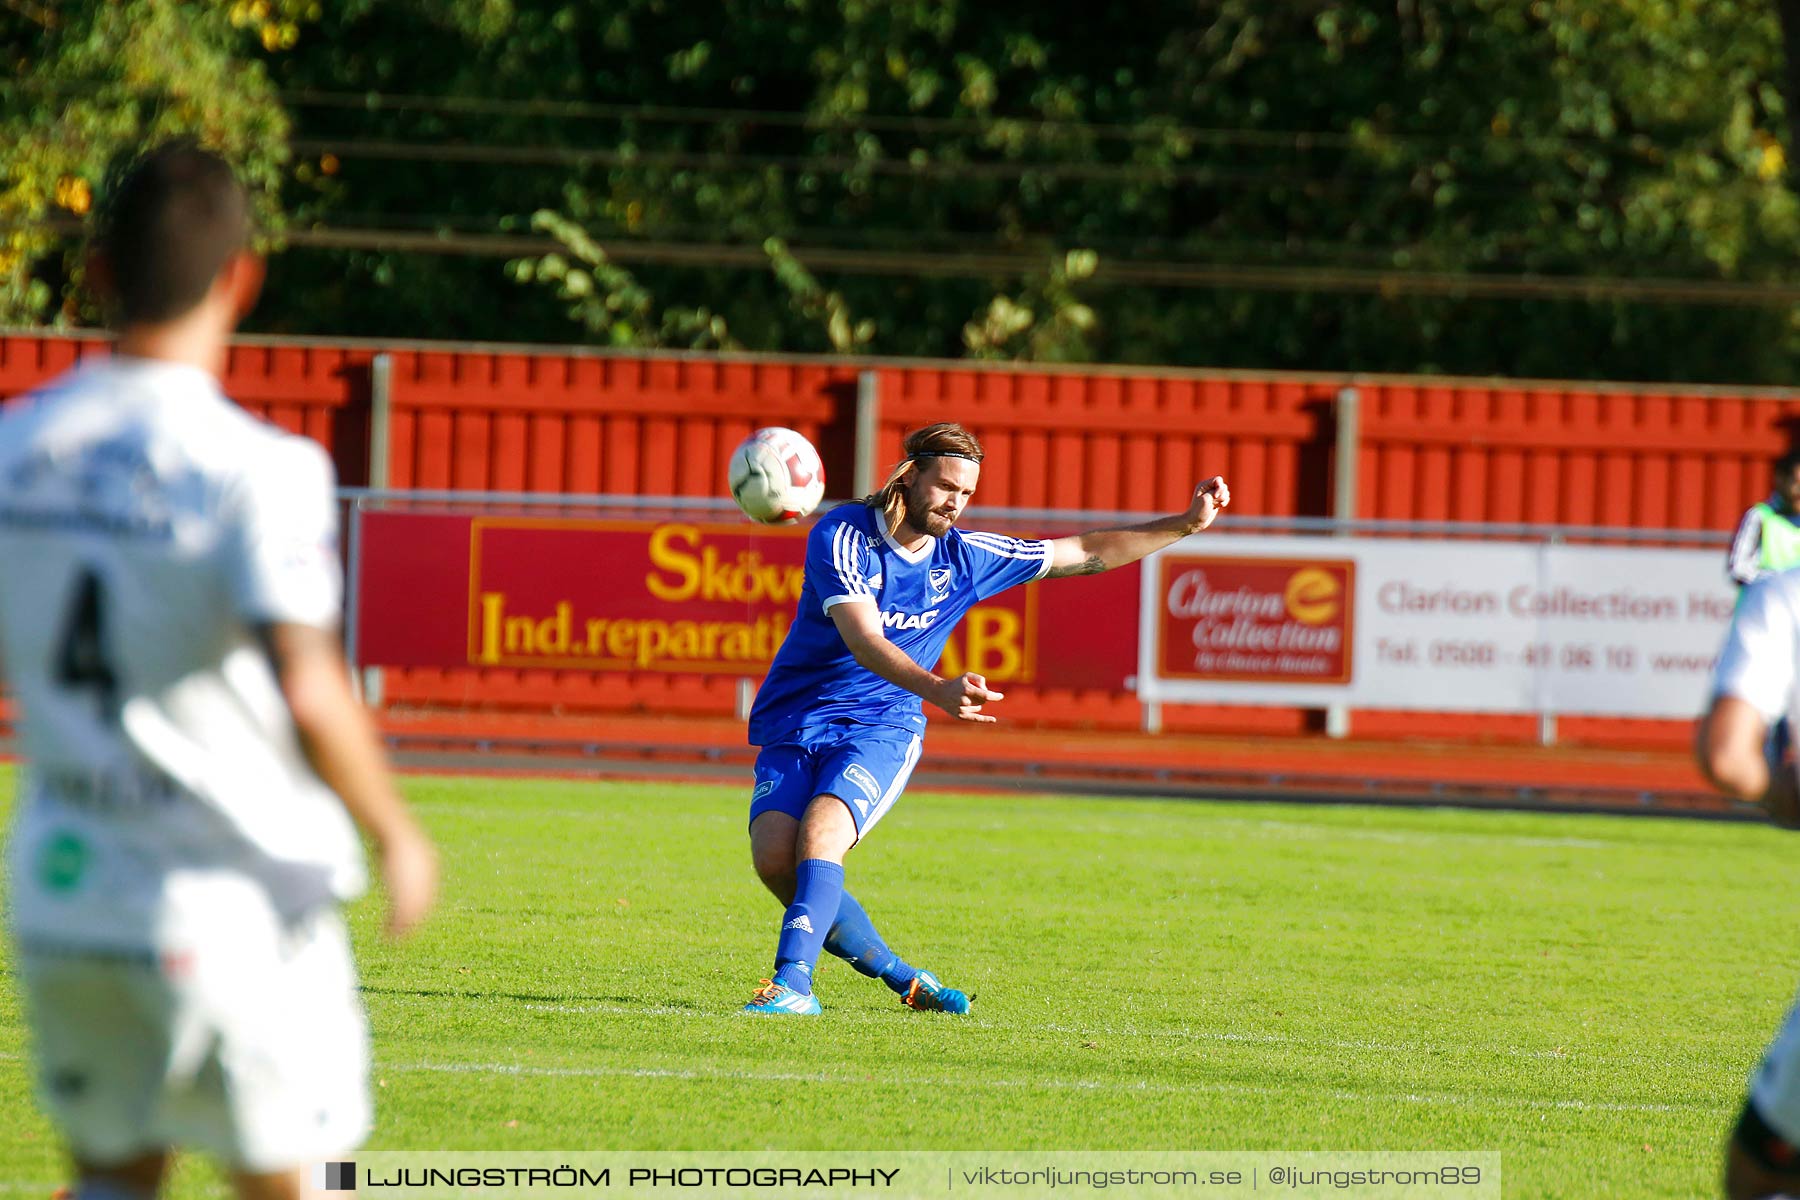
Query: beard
[{"left": 903, "top": 483, "right": 957, "bottom": 538}]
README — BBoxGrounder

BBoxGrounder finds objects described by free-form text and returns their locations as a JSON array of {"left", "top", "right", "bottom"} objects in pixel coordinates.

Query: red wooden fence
[
  {"left": 1353, "top": 380, "right": 1800, "bottom": 534},
  {"left": 0, "top": 334, "right": 375, "bottom": 487},
  {"left": 5, "top": 331, "right": 1794, "bottom": 744},
  {"left": 873, "top": 367, "right": 1334, "bottom": 516},
  {"left": 383, "top": 351, "right": 846, "bottom": 494}
]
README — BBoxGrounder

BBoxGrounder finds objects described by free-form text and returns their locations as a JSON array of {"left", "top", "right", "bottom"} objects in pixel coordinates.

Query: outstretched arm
[{"left": 1045, "top": 476, "right": 1231, "bottom": 578}]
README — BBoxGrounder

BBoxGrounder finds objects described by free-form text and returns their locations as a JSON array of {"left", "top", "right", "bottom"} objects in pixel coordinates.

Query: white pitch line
[
  {"left": 0, "top": 1041, "right": 1717, "bottom": 1124},
  {"left": 507, "top": 1003, "right": 1707, "bottom": 1072},
  {"left": 523, "top": 1003, "right": 711, "bottom": 1018},
  {"left": 384, "top": 1058, "right": 1711, "bottom": 1116},
  {"left": 424, "top": 805, "right": 702, "bottom": 823},
  {"left": 1020, "top": 1021, "right": 1638, "bottom": 1065}
]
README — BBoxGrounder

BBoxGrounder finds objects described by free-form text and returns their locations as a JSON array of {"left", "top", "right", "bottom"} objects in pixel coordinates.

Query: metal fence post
[
  {"left": 360, "top": 355, "right": 392, "bottom": 708},
  {"left": 854, "top": 370, "right": 880, "bottom": 498},
  {"left": 369, "top": 353, "right": 392, "bottom": 490},
  {"left": 1325, "top": 386, "right": 1360, "bottom": 740},
  {"left": 344, "top": 495, "right": 383, "bottom": 707},
  {"left": 1538, "top": 534, "right": 1560, "bottom": 747},
  {"left": 1142, "top": 699, "right": 1163, "bottom": 735}
]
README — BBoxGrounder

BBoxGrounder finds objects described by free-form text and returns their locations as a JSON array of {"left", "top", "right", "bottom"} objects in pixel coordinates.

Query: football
[{"left": 727, "top": 427, "right": 826, "bottom": 524}]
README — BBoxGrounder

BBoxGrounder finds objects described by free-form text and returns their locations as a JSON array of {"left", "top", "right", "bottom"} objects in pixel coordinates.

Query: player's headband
[{"left": 910, "top": 451, "right": 982, "bottom": 464}]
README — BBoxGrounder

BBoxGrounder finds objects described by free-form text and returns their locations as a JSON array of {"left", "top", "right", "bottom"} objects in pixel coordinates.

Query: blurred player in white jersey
[
  {"left": 1728, "top": 453, "right": 1800, "bottom": 589},
  {"left": 1699, "top": 572, "right": 1800, "bottom": 1199},
  {"left": 0, "top": 142, "right": 437, "bottom": 1200}
]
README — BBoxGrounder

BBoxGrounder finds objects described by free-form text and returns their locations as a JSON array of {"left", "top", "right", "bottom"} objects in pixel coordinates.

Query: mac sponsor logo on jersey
[
  {"left": 929, "top": 567, "right": 953, "bottom": 602},
  {"left": 881, "top": 608, "right": 940, "bottom": 631}
]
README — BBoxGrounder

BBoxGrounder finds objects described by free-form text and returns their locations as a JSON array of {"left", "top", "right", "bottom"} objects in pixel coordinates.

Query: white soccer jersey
[
  {"left": 0, "top": 357, "right": 365, "bottom": 951},
  {"left": 1712, "top": 571, "right": 1800, "bottom": 729}
]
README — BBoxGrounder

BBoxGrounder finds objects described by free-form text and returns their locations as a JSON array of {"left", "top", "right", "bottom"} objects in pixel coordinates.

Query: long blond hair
[{"left": 864, "top": 422, "right": 986, "bottom": 538}]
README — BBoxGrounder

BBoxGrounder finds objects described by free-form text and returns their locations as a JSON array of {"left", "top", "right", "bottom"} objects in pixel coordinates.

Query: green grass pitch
[{"left": 0, "top": 767, "right": 1793, "bottom": 1197}]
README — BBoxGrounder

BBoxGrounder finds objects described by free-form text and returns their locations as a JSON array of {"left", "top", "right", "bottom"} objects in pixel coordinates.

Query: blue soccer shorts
[{"left": 749, "top": 721, "right": 924, "bottom": 842}]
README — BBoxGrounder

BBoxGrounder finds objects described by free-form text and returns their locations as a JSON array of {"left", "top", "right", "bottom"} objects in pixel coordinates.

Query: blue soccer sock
[
  {"left": 824, "top": 891, "right": 919, "bottom": 995},
  {"left": 771, "top": 858, "right": 845, "bottom": 996}
]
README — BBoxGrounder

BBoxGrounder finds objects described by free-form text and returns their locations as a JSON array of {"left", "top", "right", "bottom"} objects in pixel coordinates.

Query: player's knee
[
  {"left": 750, "top": 843, "right": 798, "bottom": 900},
  {"left": 754, "top": 861, "right": 796, "bottom": 903},
  {"left": 796, "top": 794, "right": 857, "bottom": 861}
]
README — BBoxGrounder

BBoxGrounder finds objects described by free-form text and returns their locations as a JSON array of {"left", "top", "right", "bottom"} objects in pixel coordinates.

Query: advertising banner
[
  {"left": 1138, "top": 536, "right": 1736, "bottom": 717},
  {"left": 355, "top": 510, "right": 1137, "bottom": 689},
  {"left": 1156, "top": 556, "right": 1356, "bottom": 686}
]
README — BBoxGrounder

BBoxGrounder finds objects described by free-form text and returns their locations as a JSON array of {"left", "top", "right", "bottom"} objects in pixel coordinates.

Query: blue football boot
[
  {"left": 901, "top": 970, "right": 971, "bottom": 1014},
  {"left": 742, "top": 979, "right": 822, "bottom": 1015}
]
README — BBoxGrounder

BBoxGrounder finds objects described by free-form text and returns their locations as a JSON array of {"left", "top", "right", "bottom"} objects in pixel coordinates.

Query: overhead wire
[
  {"left": 10, "top": 207, "right": 1789, "bottom": 307},
  {"left": 273, "top": 225, "right": 1800, "bottom": 307},
  {"left": 2, "top": 80, "right": 1709, "bottom": 153},
  {"left": 285, "top": 133, "right": 1668, "bottom": 201},
  {"left": 289, "top": 137, "right": 1408, "bottom": 189},
  {"left": 303, "top": 210, "right": 1443, "bottom": 266},
  {"left": 276, "top": 88, "right": 1690, "bottom": 154}
]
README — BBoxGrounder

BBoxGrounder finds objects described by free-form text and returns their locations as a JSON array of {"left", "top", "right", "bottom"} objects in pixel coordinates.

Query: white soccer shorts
[{"left": 17, "top": 907, "right": 370, "bottom": 1172}]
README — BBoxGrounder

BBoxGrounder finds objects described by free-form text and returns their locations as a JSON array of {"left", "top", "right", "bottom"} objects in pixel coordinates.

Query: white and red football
[{"left": 726, "top": 427, "right": 826, "bottom": 524}]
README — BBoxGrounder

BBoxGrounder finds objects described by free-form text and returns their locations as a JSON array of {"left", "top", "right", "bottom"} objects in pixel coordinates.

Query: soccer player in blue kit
[{"left": 742, "top": 422, "right": 1230, "bottom": 1014}]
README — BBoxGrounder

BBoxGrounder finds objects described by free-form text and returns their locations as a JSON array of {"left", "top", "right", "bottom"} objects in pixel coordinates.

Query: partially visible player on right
[{"left": 1697, "top": 571, "right": 1800, "bottom": 1200}]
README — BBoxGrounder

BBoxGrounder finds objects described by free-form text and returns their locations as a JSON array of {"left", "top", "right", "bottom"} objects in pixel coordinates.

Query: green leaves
[
  {"left": 515, "top": 210, "right": 739, "bottom": 350},
  {"left": 0, "top": 0, "right": 301, "bottom": 325},
  {"left": 16, "top": 0, "right": 1800, "bottom": 381}
]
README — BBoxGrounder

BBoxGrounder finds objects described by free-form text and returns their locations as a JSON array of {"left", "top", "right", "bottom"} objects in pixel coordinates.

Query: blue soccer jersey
[{"left": 747, "top": 503, "right": 1053, "bottom": 745}]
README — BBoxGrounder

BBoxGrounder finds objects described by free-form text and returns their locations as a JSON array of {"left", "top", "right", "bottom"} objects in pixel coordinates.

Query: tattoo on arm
[{"left": 1046, "top": 553, "right": 1106, "bottom": 579}]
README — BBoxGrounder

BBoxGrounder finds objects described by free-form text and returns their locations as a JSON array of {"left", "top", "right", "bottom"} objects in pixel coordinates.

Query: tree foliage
[
  {"left": 0, "top": 0, "right": 306, "bottom": 324},
  {"left": 11, "top": 2, "right": 1800, "bottom": 383}
]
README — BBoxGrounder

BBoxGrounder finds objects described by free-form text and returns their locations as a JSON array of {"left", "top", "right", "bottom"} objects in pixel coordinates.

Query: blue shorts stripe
[{"left": 856, "top": 734, "right": 921, "bottom": 839}]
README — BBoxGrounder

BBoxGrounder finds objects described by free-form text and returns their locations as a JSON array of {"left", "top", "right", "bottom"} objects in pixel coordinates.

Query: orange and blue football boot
[
  {"left": 901, "top": 970, "right": 971, "bottom": 1014},
  {"left": 742, "top": 978, "right": 822, "bottom": 1015}
]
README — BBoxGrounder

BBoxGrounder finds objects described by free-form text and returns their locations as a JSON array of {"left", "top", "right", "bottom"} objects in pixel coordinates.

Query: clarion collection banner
[{"left": 1137, "top": 535, "right": 1737, "bottom": 718}]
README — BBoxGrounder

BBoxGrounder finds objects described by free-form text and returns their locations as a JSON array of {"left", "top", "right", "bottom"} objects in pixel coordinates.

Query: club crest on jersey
[
  {"left": 928, "top": 567, "right": 953, "bottom": 601},
  {"left": 881, "top": 608, "right": 940, "bottom": 631}
]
